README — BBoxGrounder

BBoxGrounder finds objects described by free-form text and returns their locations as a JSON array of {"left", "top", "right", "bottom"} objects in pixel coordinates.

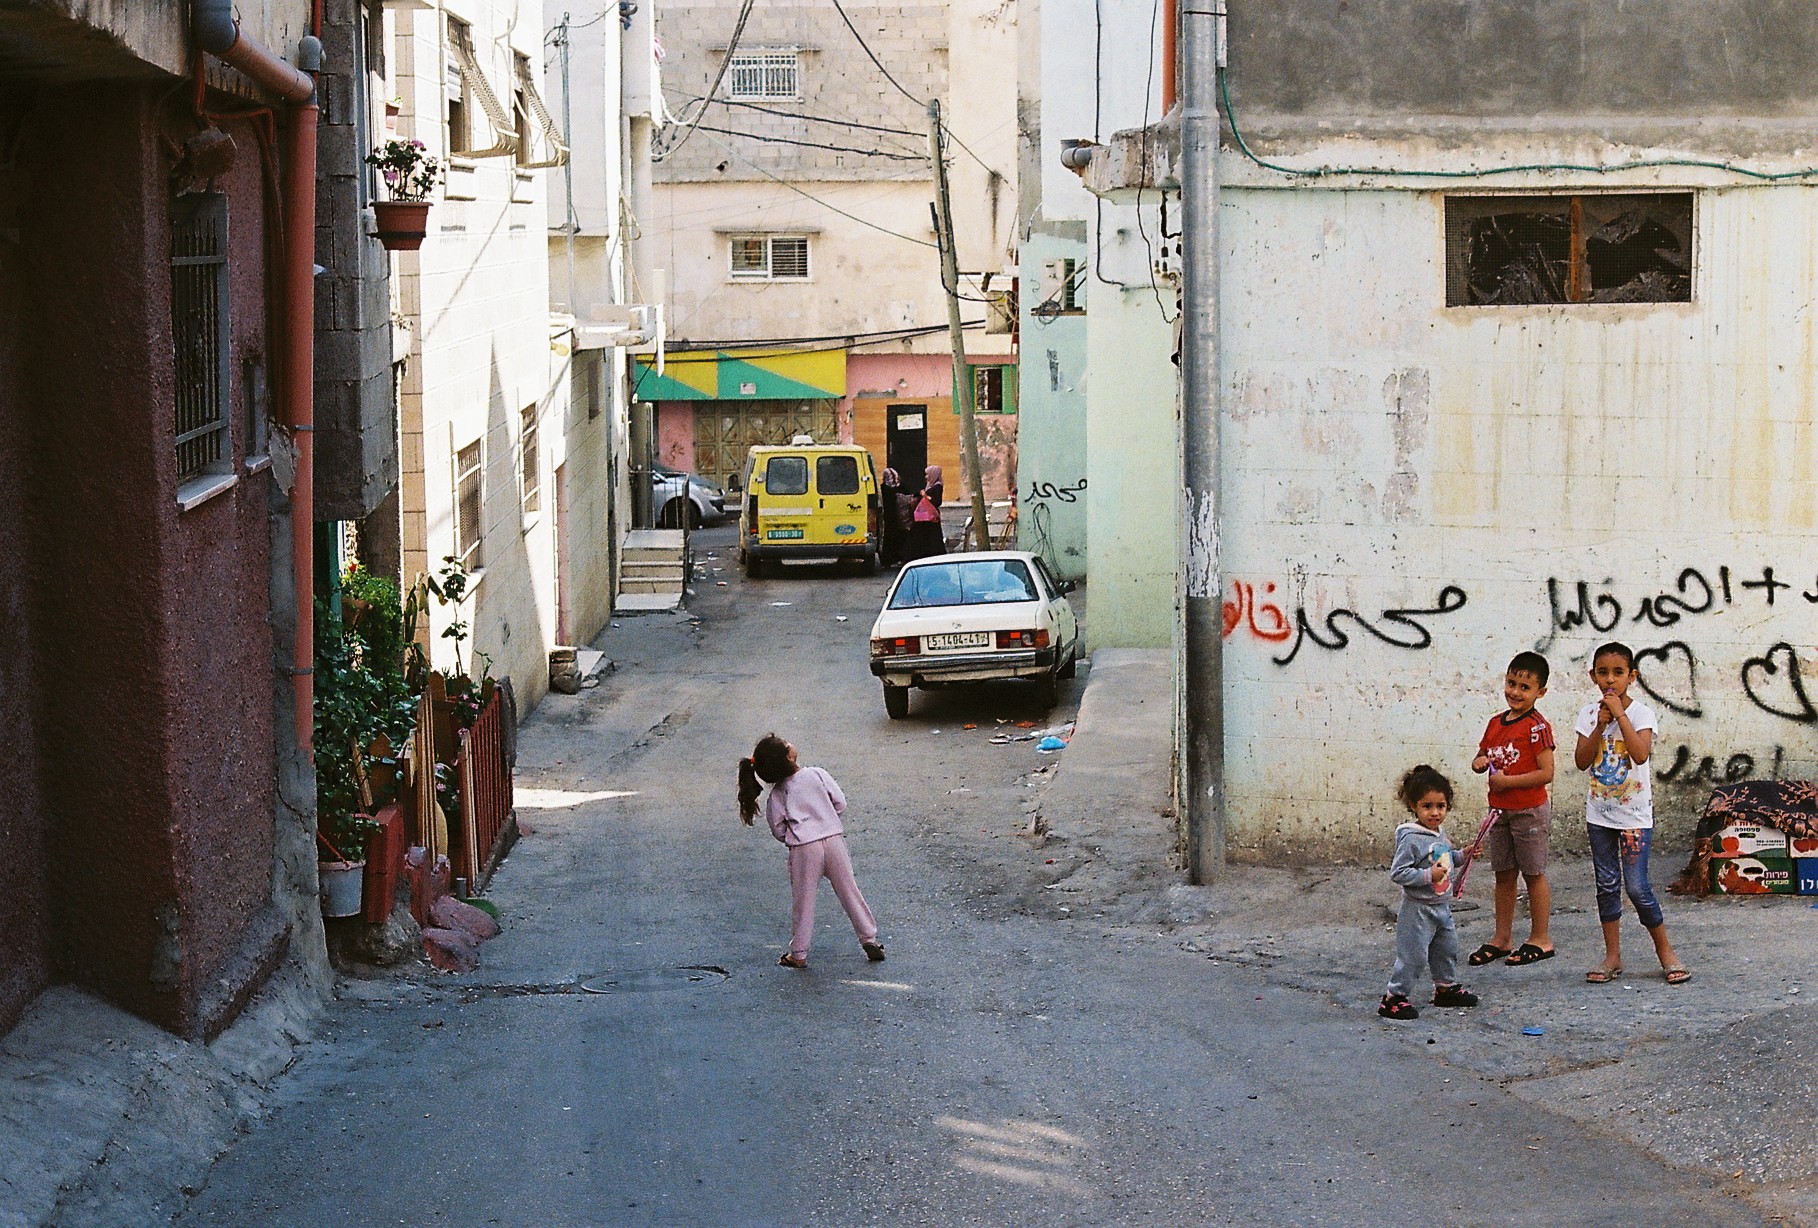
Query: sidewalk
[
  {"left": 0, "top": 969, "right": 321, "bottom": 1228},
  {"left": 1039, "top": 648, "right": 1818, "bottom": 1225}
]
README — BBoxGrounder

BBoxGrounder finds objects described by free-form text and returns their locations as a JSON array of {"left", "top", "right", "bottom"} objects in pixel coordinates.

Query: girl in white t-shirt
[{"left": 1572, "top": 642, "right": 1689, "bottom": 986}]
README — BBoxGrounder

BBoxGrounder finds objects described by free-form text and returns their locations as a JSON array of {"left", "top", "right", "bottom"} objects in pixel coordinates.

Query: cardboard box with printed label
[
  {"left": 1711, "top": 855, "right": 1797, "bottom": 895},
  {"left": 1787, "top": 834, "right": 1818, "bottom": 858},
  {"left": 1796, "top": 859, "right": 1818, "bottom": 896},
  {"left": 1711, "top": 824, "right": 1789, "bottom": 858}
]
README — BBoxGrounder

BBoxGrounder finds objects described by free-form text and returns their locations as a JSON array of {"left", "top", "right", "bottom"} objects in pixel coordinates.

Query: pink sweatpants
[{"left": 787, "top": 834, "right": 877, "bottom": 957}]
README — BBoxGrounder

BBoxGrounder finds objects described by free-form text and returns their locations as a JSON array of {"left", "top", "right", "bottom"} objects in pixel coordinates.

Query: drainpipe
[
  {"left": 193, "top": 1, "right": 322, "bottom": 752},
  {"left": 1179, "top": 0, "right": 1222, "bottom": 880},
  {"left": 1162, "top": 0, "right": 1178, "bottom": 113}
]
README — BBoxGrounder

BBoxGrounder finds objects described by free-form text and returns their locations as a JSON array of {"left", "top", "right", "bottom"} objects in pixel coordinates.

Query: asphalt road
[{"left": 174, "top": 527, "right": 1765, "bottom": 1227}]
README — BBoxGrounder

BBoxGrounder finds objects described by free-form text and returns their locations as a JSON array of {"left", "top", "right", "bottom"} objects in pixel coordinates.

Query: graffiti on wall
[
  {"left": 1222, "top": 561, "right": 1816, "bottom": 790},
  {"left": 1024, "top": 477, "right": 1087, "bottom": 505},
  {"left": 1222, "top": 579, "right": 1469, "bottom": 667}
]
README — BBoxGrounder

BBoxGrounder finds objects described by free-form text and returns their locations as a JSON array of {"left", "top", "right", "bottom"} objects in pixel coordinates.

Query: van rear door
[
  {"left": 810, "top": 452, "right": 868, "bottom": 546},
  {"left": 757, "top": 453, "right": 812, "bottom": 544}
]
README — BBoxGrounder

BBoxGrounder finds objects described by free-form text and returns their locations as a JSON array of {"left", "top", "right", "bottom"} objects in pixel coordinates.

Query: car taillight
[
  {"left": 746, "top": 495, "right": 758, "bottom": 534},
  {"left": 870, "top": 636, "right": 921, "bottom": 657},
  {"left": 996, "top": 629, "right": 1050, "bottom": 649},
  {"left": 867, "top": 503, "right": 878, "bottom": 537}
]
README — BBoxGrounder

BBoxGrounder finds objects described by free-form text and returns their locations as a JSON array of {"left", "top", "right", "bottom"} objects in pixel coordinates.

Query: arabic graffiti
[
  {"left": 1024, "top": 477, "right": 1088, "bottom": 504},
  {"left": 1223, "top": 579, "right": 1469, "bottom": 667},
  {"left": 1539, "top": 565, "right": 1818, "bottom": 651},
  {"left": 1654, "top": 744, "right": 1786, "bottom": 788}
]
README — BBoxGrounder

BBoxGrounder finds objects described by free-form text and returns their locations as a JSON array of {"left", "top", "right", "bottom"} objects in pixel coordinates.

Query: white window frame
[
  {"left": 729, "top": 234, "right": 811, "bottom": 282},
  {"left": 519, "top": 403, "right": 541, "bottom": 520},
  {"left": 726, "top": 49, "right": 800, "bottom": 101},
  {"left": 454, "top": 437, "right": 485, "bottom": 572}
]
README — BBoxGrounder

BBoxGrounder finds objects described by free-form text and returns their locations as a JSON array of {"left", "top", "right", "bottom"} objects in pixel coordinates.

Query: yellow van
[{"left": 737, "top": 442, "right": 880, "bottom": 577}]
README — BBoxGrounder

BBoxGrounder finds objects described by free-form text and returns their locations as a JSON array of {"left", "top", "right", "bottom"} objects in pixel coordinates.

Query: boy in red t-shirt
[{"left": 1467, "top": 651, "right": 1558, "bottom": 967}]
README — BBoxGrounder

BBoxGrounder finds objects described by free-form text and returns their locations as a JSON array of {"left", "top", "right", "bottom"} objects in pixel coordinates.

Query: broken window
[{"left": 1445, "top": 194, "right": 1693, "bottom": 307}]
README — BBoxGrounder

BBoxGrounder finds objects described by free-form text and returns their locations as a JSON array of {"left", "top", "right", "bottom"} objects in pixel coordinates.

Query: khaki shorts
[{"left": 1486, "top": 803, "right": 1553, "bottom": 876}]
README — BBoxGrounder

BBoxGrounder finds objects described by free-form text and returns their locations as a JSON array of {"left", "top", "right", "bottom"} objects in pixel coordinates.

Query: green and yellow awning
[{"left": 633, "top": 348, "right": 846, "bottom": 402}]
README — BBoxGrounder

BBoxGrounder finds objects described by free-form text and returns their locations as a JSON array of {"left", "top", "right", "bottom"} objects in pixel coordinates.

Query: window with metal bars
[
  {"left": 727, "top": 50, "right": 799, "bottom": 101},
  {"left": 729, "top": 234, "right": 810, "bottom": 281},
  {"left": 520, "top": 404, "right": 541, "bottom": 517},
  {"left": 973, "top": 364, "right": 1017, "bottom": 414},
  {"left": 171, "top": 193, "right": 231, "bottom": 480},
  {"left": 455, "top": 439, "right": 484, "bottom": 571}
]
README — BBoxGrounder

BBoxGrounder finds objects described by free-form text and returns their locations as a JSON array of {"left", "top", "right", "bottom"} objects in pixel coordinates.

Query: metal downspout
[
  {"left": 1180, "top": 0, "right": 1222, "bottom": 881},
  {"left": 192, "top": 1, "right": 322, "bottom": 752}
]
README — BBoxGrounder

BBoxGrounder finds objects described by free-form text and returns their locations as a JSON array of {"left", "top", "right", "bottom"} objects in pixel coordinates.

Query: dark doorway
[{"left": 887, "top": 404, "right": 928, "bottom": 487}]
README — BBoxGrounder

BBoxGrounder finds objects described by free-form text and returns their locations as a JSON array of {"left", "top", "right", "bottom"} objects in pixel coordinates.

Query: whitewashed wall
[
  {"left": 395, "top": 0, "right": 564, "bottom": 712},
  {"left": 1219, "top": 183, "right": 1818, "bottom": 859}
]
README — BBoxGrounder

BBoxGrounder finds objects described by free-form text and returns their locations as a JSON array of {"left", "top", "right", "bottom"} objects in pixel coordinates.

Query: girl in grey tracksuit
[{"left": 1381, "top": 765, "right": 1480, "bottom": 1021}]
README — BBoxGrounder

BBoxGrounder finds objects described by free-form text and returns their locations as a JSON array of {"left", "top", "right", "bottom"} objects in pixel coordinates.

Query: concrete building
[
  {"left": 384, "top": 0, "right": 593, "bottom": 711},
  {"left": 1072, "top": 0, "right": 1818, "bottom": 860},
  {"left": 0, "top": 2, "right": 327, "bottom": 1038},
  {"left": 644, "top": 0, "right": 1018, "bottom": 509}
]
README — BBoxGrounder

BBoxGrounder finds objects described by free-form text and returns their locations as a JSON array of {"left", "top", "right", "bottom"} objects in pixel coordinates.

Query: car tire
[
  {"left": 746, "top": 552, "right": 763, "bottom": 579},
  {"left": 659, "top": 499, "right": 687, "bottom": 529},
  {"left": 883, "top": 684, "right": 909, "bottom": 719},
  {"left": 1058, "top": 645, "right": 1077, "bottom": 680},
  {"left": 863, "top": 550, "right": 879, "bottom": 576},
  {"left": 1033, "top": 669, "right": 1060, "bottom": 709},
  {"left": 687, "top": 503, "right": 703, "bottom": 530}
]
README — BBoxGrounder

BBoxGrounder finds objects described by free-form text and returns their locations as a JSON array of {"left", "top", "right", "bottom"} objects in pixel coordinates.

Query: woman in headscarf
[
  {"left": 878, "top": 467, "right": 910, "bottom": 566},
  {"left": 904, "top": 464, "right": 946, "bottom": 561}
]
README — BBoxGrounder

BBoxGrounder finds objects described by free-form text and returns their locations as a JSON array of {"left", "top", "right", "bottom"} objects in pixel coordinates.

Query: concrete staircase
[{"left": 615, "top": 529, "right": 686, "bottom": 612}]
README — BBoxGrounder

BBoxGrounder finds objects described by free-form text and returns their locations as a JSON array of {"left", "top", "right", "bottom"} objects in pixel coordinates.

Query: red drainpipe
[
  {"left": 1162, "top": 0, "right": 1178, "bottom": 113},
  {"left": 194, "top": 3, "right": 322, "bottom": 752}
]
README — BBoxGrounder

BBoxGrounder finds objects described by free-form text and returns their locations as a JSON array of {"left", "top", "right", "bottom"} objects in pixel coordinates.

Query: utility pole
[
  {"left": 928, "top": 99, "right": 993, "bottom": 552},
  {"left": 1180, "top": 1, "right": 1223, "bottom": 881}
]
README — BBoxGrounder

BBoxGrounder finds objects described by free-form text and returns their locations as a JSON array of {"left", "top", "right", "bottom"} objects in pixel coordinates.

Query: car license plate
[
  {"left": 925, "top": 631, "right": 991, "bottom": 650},
  {"left": 766, "top": 529, "right": 804, "bottom": 540}
]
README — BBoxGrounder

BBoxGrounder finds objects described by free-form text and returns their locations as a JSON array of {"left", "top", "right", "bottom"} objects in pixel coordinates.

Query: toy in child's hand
[{"left": 1451, "top": 806, "right": 1500, "bottom": 898}]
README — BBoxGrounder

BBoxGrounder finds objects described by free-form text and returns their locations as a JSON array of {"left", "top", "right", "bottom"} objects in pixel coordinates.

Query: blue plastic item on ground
[
  {"left": 1037, "top": 736, "right": 1067, "bottom": 752},
  {"left": 1521, "top": 1027, "right": 1545, "bottom": 1036}
]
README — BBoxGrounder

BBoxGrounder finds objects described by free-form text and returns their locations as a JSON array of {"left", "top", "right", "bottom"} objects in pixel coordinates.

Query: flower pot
[
  {"left": 372, "top": 200, "right": 432, "bottom": 251},
  {"left": 319, "top": 859, "right": 368, "bottom": 918}
]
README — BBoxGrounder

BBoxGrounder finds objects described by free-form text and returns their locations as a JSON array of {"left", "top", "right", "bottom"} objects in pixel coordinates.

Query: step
[
  {"left": 623, "top": 546, "right": 686, "bottom": 564},
  {"left": 614, "top": 591, "right": 683, "bottom": 612},
  {"left": 622, "top": 562, "right": 685, "bottom": 580},
  {"left": 619, "top": 578, "right": 684, "bottom": 595},
  {"left": 623, "top": 529, "right": 685, "bottom": 551}
]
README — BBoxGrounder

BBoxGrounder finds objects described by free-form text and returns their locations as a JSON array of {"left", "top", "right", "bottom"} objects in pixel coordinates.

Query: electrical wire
[
  {"left": 671, "top": 93, "right": 924, "bottom": 139},
  {"left": 696, "top": 127, "right": 938, "bottom": 247},
  {"left": 691, "top": 124, "right": 925, "bottom": 161},
  {"left": 1219, "top": 71, "right": 1818, "bottom": 184},
  {"left": 1088, "top": 0, "right": 1154, "bottom": 292},
  {"left": 653, "top": 319, "right": 987, "bottom": 353},
  {"left": 1133, "top": 0, "right": 1177, "bottom": 321},
  {"left": 654, "top": 0, "right": 758, "bottom": 161}
]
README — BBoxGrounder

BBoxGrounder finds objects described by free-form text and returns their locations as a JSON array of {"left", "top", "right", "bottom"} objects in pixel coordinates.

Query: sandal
[
  {"left": 1433, "top": 983, "right": 1479, "bottom": 1009},
  {"left": 778, "top": 952, "right": 808, "bottom": 969},
  {"left": 1584, "top": 966, "right": 1622, "bottom": 984},
  {"left": 1378, "top": 994, "right": 1420, "bottom": 1021},
  {"left": 1505, "top": 943, "right": 1556, "bottom": 966},
  {"left": 1663, "top": 966, "right": 1691, "bottom": 985},
  {"left": 861, "top": 940, "right": 886, "bottom": 962},
  {"left": 1468, "top": 943, "right": 1512, "bottom": 967}
]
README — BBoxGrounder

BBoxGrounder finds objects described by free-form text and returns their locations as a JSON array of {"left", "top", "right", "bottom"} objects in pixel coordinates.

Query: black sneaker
[
  {"left": 1433, "top": 983, "right": 1479, "bottom": 1008},
  {"left": 1378, "top": 994, "right": 1419, "bottom": 1020}
]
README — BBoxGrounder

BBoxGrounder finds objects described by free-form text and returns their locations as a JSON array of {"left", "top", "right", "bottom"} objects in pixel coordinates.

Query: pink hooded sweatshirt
[{"left": 765, "top": 766, "right": 848, "bottom": 847}]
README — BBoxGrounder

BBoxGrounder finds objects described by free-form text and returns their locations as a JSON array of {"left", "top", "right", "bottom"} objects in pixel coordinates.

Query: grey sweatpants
[{"left": 1386, "top": 897, "right": 1459, "bottom": 998}]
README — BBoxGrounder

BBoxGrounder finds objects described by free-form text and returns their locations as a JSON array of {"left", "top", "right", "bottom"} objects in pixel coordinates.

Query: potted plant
[
  {"left": 366, "top": 138, "right": 443, "bottom": 251},
  {"left": 316, "top": 567, "right": 420, "bottom": 917}
]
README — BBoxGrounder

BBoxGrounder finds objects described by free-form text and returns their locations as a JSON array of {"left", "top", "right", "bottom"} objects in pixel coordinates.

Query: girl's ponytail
[{"left": 737, "top": 756, "right": 761, "bottom": 825}]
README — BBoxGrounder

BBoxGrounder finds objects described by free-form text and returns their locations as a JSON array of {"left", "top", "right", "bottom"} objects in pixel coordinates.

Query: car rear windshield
[
  {"left": 765, "top": 455, "right": 808, "bottom": 496},
  {"left": 816, "top": 454, "right": 861, "bottom": 495},
  {"left": 888, "top": 560, "right": 1039, "bottom": 608}
]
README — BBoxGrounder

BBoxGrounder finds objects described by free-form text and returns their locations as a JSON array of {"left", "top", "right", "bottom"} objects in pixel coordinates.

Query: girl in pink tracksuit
[{"left": 738, "top": 734, "right": 885, "bottom": 969}]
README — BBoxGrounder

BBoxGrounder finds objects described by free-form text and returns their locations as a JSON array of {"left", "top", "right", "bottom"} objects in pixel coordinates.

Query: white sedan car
[{"left": 868, "top": 551, "right": 1080, "bottom": 719}]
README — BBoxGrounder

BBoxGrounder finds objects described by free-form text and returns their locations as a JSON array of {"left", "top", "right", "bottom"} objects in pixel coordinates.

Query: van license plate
[
  {"left": 925, "top": 632, "right": 991, "bottom": 650},
  {"left": 766, "top": 529, "right": 804, "bottom": 540}
]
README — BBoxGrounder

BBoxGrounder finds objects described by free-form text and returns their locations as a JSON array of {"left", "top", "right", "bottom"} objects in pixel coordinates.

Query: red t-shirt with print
[{"left": 1477, "top": 709, "right": 1555, "bottom": 811}]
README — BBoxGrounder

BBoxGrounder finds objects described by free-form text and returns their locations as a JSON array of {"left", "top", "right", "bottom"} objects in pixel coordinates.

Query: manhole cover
[{"left": 579, "top": 966, "right": 728, "bottom": 994}]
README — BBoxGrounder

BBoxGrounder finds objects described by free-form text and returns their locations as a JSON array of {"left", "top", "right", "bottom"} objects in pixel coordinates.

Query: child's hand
[
  {"left": 1429, "top": 864, "right": 1448, "bottom": 888},
  {"left": 1597, "top": 690, "right": 1620, "bottom": 726},
  {"left": 1471, "top": 754, "right": 1490, "bottom": 774}
]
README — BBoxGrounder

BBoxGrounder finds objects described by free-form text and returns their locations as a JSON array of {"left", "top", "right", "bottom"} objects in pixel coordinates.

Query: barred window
[
  {"left": 171, "top": 193, "right": 231, "bottom": 479},
  {"left": 455, "top": 439, "right": 484, "bottom": 571},
  {"left": 729, "top": 234, "right": 810, "bottom": 281},
  {"left": 727, "top": 50, "right": 799, "bottom": 101}
]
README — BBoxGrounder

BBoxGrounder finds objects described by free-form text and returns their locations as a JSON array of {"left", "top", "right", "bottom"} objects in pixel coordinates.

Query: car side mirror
[
  {"left": 1058, "top": 579, "right": 1076, "bottom": 595},
  {"left": 728, "top": 475, "right": 743, "bottom": 493}
]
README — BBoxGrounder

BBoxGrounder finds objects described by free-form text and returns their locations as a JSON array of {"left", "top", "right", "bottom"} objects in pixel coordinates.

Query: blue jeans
[{"left": 1587, "top": 824, "right": 1664, "bottom": 929}]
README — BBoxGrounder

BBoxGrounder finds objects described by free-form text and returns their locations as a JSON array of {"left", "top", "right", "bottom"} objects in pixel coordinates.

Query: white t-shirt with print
[{"left": 1573, "top": 697, "right": 1659, "bottom": 830}]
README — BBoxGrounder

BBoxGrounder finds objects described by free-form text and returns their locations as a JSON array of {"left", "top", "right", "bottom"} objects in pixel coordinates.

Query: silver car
[{"left": 652, "top": 465, "right": 726, "bottom": 529}]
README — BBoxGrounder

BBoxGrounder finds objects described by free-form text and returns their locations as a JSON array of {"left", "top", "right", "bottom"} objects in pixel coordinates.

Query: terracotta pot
[{"left": 372, "top": 200, "right": 432, "bottom": 251}]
